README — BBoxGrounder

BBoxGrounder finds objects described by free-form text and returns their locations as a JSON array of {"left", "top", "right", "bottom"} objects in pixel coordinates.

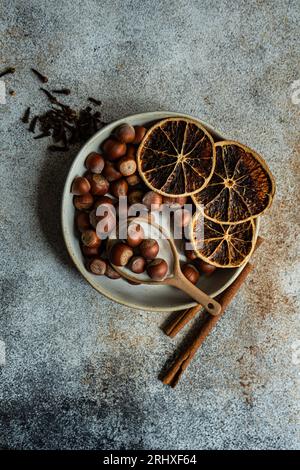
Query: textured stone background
[{"left": 0, "top": 0, "right": 299, "bottom": 450}]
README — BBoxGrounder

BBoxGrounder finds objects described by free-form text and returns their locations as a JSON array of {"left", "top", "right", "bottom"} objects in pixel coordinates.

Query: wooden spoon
[{"left": 107, "top": 217, "right": 221, "bottom": 316}]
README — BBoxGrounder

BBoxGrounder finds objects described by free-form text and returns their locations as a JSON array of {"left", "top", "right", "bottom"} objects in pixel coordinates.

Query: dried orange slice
[
  {"left": 192, "top": 141, "right": 275, "bottom": 224},
  {"left": 137, "top": 118, "right": 216, "bottom": 196},
  {"left": 190, "top": 213, "right": 256, "bottom": 268}
]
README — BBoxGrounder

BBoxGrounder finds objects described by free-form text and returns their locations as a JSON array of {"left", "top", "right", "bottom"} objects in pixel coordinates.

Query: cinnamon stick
[
  {"left": 163, "top": 235, "right": 264, "bottom": 338},
  {"left": 160, "top": 262, "right": 254, "bottom": 387},
  {"left": 163, "top": 305, "right": 200, "bottom": 338}
]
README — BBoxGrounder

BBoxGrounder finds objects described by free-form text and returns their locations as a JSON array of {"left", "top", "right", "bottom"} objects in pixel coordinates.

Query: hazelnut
[
  {"left": 142, "top": 191, "right": 163, "bottom": 211},
  {"left": 139, "top": 239, "right": 159, "bottom": 260},
  {"left": 117, "top": 155, "right": 137, "bottom": 176},
  {"left": 81, "top": 230, "right": 101, "bottom": 248},
  {"left": 162, "top": 195, "right": 187, "bottom": 209},
  {"left": 88, "top": 258, "right": 107, "bottom": 275},
  {"left": 126, "top": 145, "right": 136, "bottom": 158},
  {"left": 85, "top": 152, "right": 105, "bottom": 173},
  {"left": 105, "top": 264, "right": 121, "bottom": 279},
  {"left": 94, "top": 196, "right": 114, "bottom": 209},
  {"left": 89, "top": 209, "right": 100, "bottom": 229},
  {"left": 128, "top": 256, "right": 146, "bottom": 274},
  {"left": 132, "top": 125, "right": 147, "bottom": 144},
  {"left": 174, "top": 208, "right": 192, "bottom": 227},
  {"left": 127, "top": 223, "right": 144, "bottom": 247},
  {"left": 75, "top": 211, "right": 91, "bottom": 232},
  {"left": 195, "top": 259, "right": 216, "bottom": 276},
  {"left": 102, "top": 138, "right": 126, "bottom": 160},
  {"left": 102, "top": 161, "right": 122, "bottom": 182},
  {"left": 71, "top": 176, "right": 91, "bottom": 195},
  {"left": 181, "top": 263, "right": 200, "bottom": 285},
  {"left": 73, "top": 193, "right": 94, "bottom": 210},
  {"left": 147, "top": 258, "right": 168, "bottom": 280},
  {"left": 110, "top": 178, "right": 128, "bottom": 198},
  {"left": 110, "top": 242, "right": 133, "bottom": 266},
  {"left": 128, "top": 189, "right": 144, "bottom": 206},
  {"left": 184, "top": 247, "right": 198, "bottom": 261},
  {"left": 126, "top": 174, "right": 141, "bottom": 186},
  {"left": 88, "top": 174, "right": 110, "bottom": 196},
  {"left": 81, "top": 244, "right": 100, "bottom": 257},
  {"left": 114, "top": 123, "right": 135, "bottom": 143}
]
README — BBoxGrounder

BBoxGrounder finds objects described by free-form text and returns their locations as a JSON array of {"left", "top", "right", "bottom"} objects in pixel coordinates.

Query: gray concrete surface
[{"left": 0, "top": 0, "right": 299, "bottom": 450}]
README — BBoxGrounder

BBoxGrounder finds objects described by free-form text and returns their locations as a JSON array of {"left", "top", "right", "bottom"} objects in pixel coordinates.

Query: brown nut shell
[
  {"left": 181, "top": 263, "right": 200, "bottom": 284},
  {"left": 110, "top": 178, "right": 128, "bottom": 198},
  {"left": 81, "top": 230, "right": 101, "bottom": 248},
  {"left": 114, "top": 123, "right": 135, "bottom": 144},
  {"left": 88, "top": 174, "right": 110, "bottom": 196},
  {"left": 102, "top": 139, "right": 127, "bottom": 161},
  {"left": 128, "top": 256, "right": 146, "bottom": 274},
  {"left": 73, "top": 193, "right": 94, "bottom": 210},
  {"left": 195, "top": 259, "right": 216, "bottom": 276},
  {"left": 85, "top": 152, "right": 105, "bottom": 173},
  {"left": 132, "top": 125, "right": 147, "bottom": 144},
  {"left": 127, "top": 223, "right": 144, "bottom": 248},
  {"left": 75, "top": 211, "right": 91, "bottom": 232},
  {"left": 81, "top": 244, "right": 100, "bottom": 257},
  {"left": 88, "top": 258, "right": 107, "bottom": 275},
  {"left": 147, "top": 258, "right": 168, "bottom": 280},
  {"left": 71, "top": 176, "right": 91, "bottom": 195},
  {"left": 117, "top": 155, "right": 137, "bottom": 177},
  {"left": 110, "top": 242, "right": 134, "bottom": 266},
  {"left": 139, "top": 239, "right": 159, "bottom": 260},
  {"left": 105, "top": 264, "right": 121, "bottom": 279},
  {"left": 102, "top": 161, "right": 122, "bottom": 182}
]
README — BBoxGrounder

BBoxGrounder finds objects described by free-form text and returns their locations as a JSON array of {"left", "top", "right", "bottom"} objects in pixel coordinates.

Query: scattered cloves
[
  {"left": 88, "top": 97, "right": 102, "bottom": 106},
  {"left": 22, "top": 73, "right": 106, "bottom": 151},
  {"left": 40, "top": 88, "right": 58, "bottom": 104},
  {"left": 0, "top": 67, "right": 16, "bottom": 78},
  {"left": 51, "top": 88, "right": 71, "bottom": 95},
  {"left": 28, "top": 116, "right": 38, "bottom": 133},
  {"left": 21, "top": 107, "right": 31, "bottom": 123},
  {"left": 31, "top": 68, "right": 48, "bottom": 83},
  {"left": 33, "top": 132, "right": 51, "bottom": 139}
]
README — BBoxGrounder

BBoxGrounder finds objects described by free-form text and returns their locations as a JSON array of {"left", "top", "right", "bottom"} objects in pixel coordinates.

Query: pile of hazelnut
[
  {"left": 71, "top": 122, "right": 216, "bottom": 284},
  {"left": 110, "top": 223, "right": 168, "bottom": 281}
]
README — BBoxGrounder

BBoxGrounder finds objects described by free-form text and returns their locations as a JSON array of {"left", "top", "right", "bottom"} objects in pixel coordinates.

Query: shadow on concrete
[{"left": 37, "top": 146, "right": 80, "bottom": 272}]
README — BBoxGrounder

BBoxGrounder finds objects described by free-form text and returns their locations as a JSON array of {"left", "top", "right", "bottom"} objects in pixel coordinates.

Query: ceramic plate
[{"left": 61, "top": 112, "right": 259, "bottom": 311}]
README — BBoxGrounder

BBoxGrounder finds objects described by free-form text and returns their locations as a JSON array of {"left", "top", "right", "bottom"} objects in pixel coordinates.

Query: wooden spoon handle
[{"left": 166, "top": 275, "right": 221, "bottom": 316}]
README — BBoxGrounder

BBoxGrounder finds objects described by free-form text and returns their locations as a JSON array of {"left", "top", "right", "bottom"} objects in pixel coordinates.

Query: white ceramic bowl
[{"left": 61, "top": 112, "right": 259, "bottom": 311}]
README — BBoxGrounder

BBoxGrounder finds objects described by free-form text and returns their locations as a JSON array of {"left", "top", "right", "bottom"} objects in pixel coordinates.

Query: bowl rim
[{"left": 61, "top": 111, "right": 259, "bottom": 312}]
